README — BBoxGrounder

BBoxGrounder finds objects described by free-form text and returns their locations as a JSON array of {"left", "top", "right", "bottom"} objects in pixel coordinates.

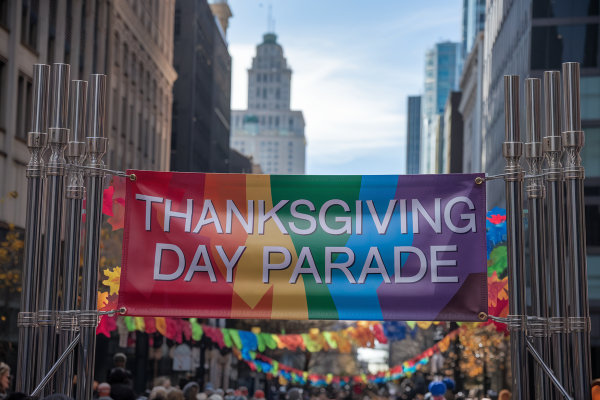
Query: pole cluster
[
  {"left": 16, "top": 63, "right": 108, "bottom": 399},
  {"left": 503, "top": 63, "right": 591, "bottom": 400}
]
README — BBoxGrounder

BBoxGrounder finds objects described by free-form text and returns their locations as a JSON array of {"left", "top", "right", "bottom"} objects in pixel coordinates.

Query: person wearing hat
[
  {"left": 428, "top": 382, "right": 447, "bottom": 400},
  {"left": 251, "top": 390, "right": 264, "bottom": 400},
  {"left": 441, "top": 378, "right": 455, "bottom": 400},
  {"left": 109, "top": 353, "right": 133, "bottom": 385}
]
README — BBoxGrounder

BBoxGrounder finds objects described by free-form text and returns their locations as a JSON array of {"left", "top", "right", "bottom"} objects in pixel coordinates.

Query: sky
[{"left": 226, "top": 0, "right": 462, "bottom": 175}]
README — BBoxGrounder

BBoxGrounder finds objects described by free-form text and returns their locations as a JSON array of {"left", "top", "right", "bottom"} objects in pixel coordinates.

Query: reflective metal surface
[
  {"left": 543, "top": 71, "right": 570, "bottom": 400},
  {"left": 77, "top": 74, "right": 107, "bottom": 400},
  {"left": 16, "top": 64, "right": 50, "bottom": 394},
  {"left": 503, "top": 75, "right": 528, "bottom": 400}
]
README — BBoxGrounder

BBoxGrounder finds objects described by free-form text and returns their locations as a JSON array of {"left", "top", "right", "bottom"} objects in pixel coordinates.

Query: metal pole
[
  {"left": 524, "top": 78, "right": 549, "bottom": 400},
  {"left": 526, "top": 339, "right": 574, "bottom": 400},
  {"left": 76, "top": 74, "right": 107, "bottom": 400},
  {"left": 543, "top": 70, "right": 571, "bottom": 399},
  {"left": 562, "top": 62, "right": 591, "bottom": 400},
  {"left": 16, "top": 64, "right": 50, "bottom": 394},
  {"left": 32, "top": 334, "right": 81, "bottom": 399},
  {"left": 502, "top": 75, "right": 529, "bottom": 400},
  {"left": 56, "top": 80, "right": 87, "bottom": 397},
  {"left": 36, "top": 63, "right": 70, "bottom": 397}
]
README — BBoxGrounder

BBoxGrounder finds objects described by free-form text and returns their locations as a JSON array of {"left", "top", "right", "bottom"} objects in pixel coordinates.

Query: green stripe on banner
[{"left": 270, "top": 175, "right": 362, "bottom": 319}]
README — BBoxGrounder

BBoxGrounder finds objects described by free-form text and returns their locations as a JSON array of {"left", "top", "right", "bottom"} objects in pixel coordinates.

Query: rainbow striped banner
[{"left": 119, "top": 171, "right": 488, "bottom": 321}]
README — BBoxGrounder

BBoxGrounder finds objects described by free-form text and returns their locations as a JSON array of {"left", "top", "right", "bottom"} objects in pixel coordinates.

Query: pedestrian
[
  {"left": 150, "top": 387, "right": 168, "bottom": 400},
  {"left": 286, "top": 388, "right": 302, "bottom": 400},
  {"left": 252, "top": 390, "right": 265, "bottom": 400},
  {"left": 99, "top": 383, "right": 114, "bottom": 400},
  {"left": 215, "top": 390, "right": 225, "bottom": 398},
  {"left": 441, "top": 379, "right": 455, "bottom": 400},
  {"left": 224, "top": 389, "right": 236, "bottom": 400},
  {"left": 496, "top": 390, "right": 509, "bottom": 400},
  {"left": 108, "top": 369, "right": 136, "bottom": 400},
  {"left": 183, "top": 383, "right": 200, "bottom": 400},
  {"left": 167, "top": 389, "right": 184, "bottom": 400},
  {"left": 427, "top": 382, "right": 447, "bottom": 400},
  {"left": 592, "top": 379, "right": 600, "bottom": 400},
  {"left": 0, "top": 362, "right": 10, "bottom": 400}
]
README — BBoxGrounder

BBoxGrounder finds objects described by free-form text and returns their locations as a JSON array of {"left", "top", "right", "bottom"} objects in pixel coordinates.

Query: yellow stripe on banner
[{"left": 232, "top": 175, "right": 308, "bottom": 319}]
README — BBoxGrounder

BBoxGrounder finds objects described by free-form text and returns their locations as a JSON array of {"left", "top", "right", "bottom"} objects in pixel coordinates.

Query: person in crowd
[
  {"left": 593, "top": 379, "right": 600, "bottom": 400},
  {"left": 208, "top": 395, "right": 223, "bottom": 400},
  {"left": 497, "top": 390, "right": 510, "bottom": 400},
  {"left": 215, "top": 390, "right": 224, "bottom": 398},
  {"left": 149, "top": 387, "right": 168, "bottom": 400},
  {"left": 154, "top": 378, "right": 172, "bottom": 390},
  {"left": 224, "top": 389, "right": 236, "bottom": 400},
  {"left": 107, "top": 369, "right": 136, "bottom": 400},
  {"left": 252, "top": 390, "right": 265, "bottom": 400},
  {"left": 197, "top": 393, "right": 207, "bottom": 400},
  {"left": 98, "top": 383, "right": 114, "bottom": 400},
  {"left": 0, "top": 362, "right": 11, "bottom": 399},
  {"left": 109, "top": 354, "right": 133, "bottom": 384},
  {"left": 441, "top": 378, "right": 455, "bottom": 400},
  {"left": 183, "top": 382, "right": 199, "bottom": 400},
  {"left": 286, "top": 388, "right": 302, "bottom": 400},
  {"left": 167, "top": 389, "right": 184, "bottom": 400},
  {"left": 427, "top": 382, "right": 446, "bottom": 400}
]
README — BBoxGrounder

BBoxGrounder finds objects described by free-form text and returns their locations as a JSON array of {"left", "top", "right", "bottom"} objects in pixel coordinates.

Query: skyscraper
[
  {"left": 461, "top": 0, "right": 486, "bottom": 60},
  {"left": 231, "top": 33, "right": 306, "bottom": 175},
  {"left": 420, "top": 42, "right": 461, "bottom": 174},
  {"left": 405, "top": 96, "right": 421, "bottom": 174},
  {"left": 171, "top": 0, "right": 233, "bottom": 173}
]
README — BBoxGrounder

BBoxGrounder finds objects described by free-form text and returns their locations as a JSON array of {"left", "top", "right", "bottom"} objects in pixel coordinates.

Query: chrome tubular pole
[
  {"left": 36, "top": 63, "right": 70, "bottom": 397},
  {"left": 524, "top": 78, "right": 549, "bottom": 400},
  {"left": 16, "top": 64, "right": 50, "bottom": 394},
  {"left": 76, "top": 74, "right": 107, "bottom": 400},
  {"left": 562, "top": 62, "right": 591, "bottom": 400},
  {"left": 502, "top": 75, "right": 528, "bottom": 400},
  {"left": 56, "top": 80, "right": 87, "bottom": 397},
  {"left": 543, "top": 70, "right": 571, "bottom": 399}
]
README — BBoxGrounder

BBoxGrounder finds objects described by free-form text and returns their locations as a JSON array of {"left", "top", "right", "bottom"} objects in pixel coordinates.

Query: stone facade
[
  {"left": 231, "top": 33, "right": 306, "bottom": 175},
  {"left": 0, "top": 0, "right": 177, "bottom": 229}
]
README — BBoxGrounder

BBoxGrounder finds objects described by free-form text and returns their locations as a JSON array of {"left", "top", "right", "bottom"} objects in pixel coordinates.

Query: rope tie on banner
[
  {"left": 17, "top": 312, "right": 37, "bottom": 327},
  {"left": 548, "top": 317, "right": 568, "bottom": 333},
  {"left": 568, "top": 317, "right": 591, "bottom": 332},
  {"left": 51, "top": 162, "right": 137, "bottom": 180}
]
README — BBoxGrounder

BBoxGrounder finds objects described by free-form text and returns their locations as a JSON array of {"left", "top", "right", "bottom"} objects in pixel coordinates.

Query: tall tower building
[
  {"left": 171, "top": 0, "right": 232, "bottom": 173},
  {"left": 420, "top": 42, "right": 461, "bottom": 174},
  {"left": 405, "top": 96, "right": 421, "bottom": 174},
  {"left": 231, "top": 33, "right": 306, "bottom": 174},
  {"left": 461, "top": 0, "right": 486, "bottom": 60}
]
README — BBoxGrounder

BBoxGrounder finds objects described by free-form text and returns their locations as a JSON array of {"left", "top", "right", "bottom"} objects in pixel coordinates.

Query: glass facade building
[
  {"left": 462, "top": 0, "right": 486, "bottom": 59},
  {"left": 406, "top": 96, "right": 421, "bottom": 174},
  {"left": 420, "top": 42, "right": 461, "bottom": 174}
]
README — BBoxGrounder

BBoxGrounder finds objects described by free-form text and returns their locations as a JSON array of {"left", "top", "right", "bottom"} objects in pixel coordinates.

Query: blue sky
[{"left": 226, "top": 0, "right": 462, "bottom": 175}]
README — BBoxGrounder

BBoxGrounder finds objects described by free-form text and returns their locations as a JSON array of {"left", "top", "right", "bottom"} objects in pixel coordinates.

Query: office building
[
  {"left": 405, "top": 96, "right": 421, "bottom": 174},
  {"left": 483, "top": 0, "right": 600, "bottom": 372},
  {"left": 0, "top": 0, "right": 177, "bottom": 230},
  {"left": 420, "top": 42, "right": 461, "bottom": 174},
  {"left": 461, "top": 0, "right": 486, "bottom": 60},
  {"left": 170, "top": 0, "right": 232, "bottom": 173},
  {"left": 459, "top": 31, "right": 484, "bottom": 173},
  {"left": 231, "top": 33, "right": 306, "bottom": 175},
  {"left": 441, "top": 91, "right": 463, "bottom": 173}
]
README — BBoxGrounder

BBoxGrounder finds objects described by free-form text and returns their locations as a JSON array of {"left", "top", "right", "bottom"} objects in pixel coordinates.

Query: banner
[{"left": 119, "top": 171, "right": 487, "bottom": 321}]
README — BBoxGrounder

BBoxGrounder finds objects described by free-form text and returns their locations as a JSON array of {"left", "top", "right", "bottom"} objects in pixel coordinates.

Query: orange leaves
[{"left": 488, "top": 271, "right": 508, "bottom": 308}]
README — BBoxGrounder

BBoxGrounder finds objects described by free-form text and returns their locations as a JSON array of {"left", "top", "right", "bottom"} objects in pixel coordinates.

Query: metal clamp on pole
[
  {"left": 502, "top": 75, "right": 529, "bottom": 400},
  {"left": 36, "top": 63, "right": 70, "bottom": 397},
  {"left": 16, "top": 64, "right": 50, "bottom": 395},
  {"left": 561, "top": 62, "right": 592, "bottom": 400}
]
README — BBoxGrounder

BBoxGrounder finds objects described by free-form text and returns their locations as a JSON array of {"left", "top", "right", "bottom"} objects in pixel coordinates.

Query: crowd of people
[{"left": 2, "top": 356, "right": 600, "bottom": 400}]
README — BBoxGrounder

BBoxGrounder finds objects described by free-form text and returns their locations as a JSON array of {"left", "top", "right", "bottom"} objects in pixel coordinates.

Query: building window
[
  {"left": 16, "top": 73, "right": 33, "bottom": 141},
  {"left": 276, "top": 88, "right": 280, "bottom": 99},
  {"left": 256, "top": 87, "right": 260, "bottom": 97},
  {"left": 114, "top": 33, "right": 120, "bottom": 66},
  {"left": 263, "top": 74, "right": 267, "bottom": 81},
  {"left": 289, "top": 118, "right": 293, "bottom": 128},
  {"left": 261, "top": 116, "right": 265, "bottom": 126},
  {"left": 581, "top": 77, "right": 600, "bottom": 120},
  {"left": 0, "top": 59, "right": 5, "bottom": 128},
  {"left": 531, "top": 24, "right": 599, "bottom": 70},
  {"left": 268, "top": 116, "right": 272, "bottom": 126},
  {"left": 262, "top": 88, "right": 267, "bottom": 99},
  {"left": 581, "top": 127, "right": 600, "bottom": 177},
  {"left": 257, "top": 74, "right": 261, "bottom": 82},
  {"left": 275, "top": 116, "right": 279, "bottom": 127},
  {"left": 533, "top": 0, "right": 599, "bottom": 18},
  {"left": 0, "top": 0, "right": 9, "bottom": 28},
  {"left": 21, "top": 0, "right": 39, "bottom": 50},
  {"left": 121, "top": 97, "right": 127, "bottom": 138},
  {"left": 584, "top": 178, "right": 600, "bottom": 253},
  {"left": 276, "top": 73, "right": 281, "bottom": 82}
]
